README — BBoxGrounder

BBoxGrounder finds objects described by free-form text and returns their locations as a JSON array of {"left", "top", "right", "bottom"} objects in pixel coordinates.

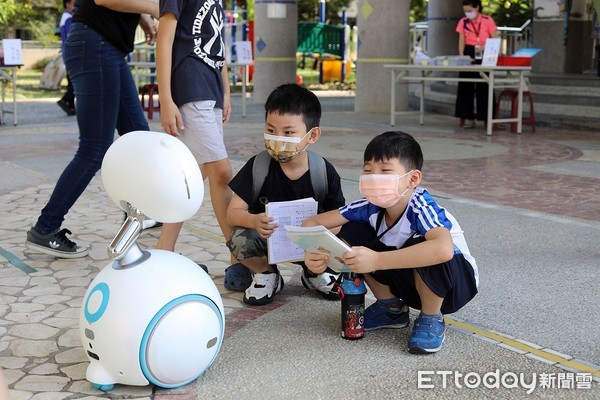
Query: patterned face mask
[
  {"left": 359, "top": 171, "right": 413, "bottom": 208},
  {"left": 263, "top": 129, "right": 313, "bottom": 163}
]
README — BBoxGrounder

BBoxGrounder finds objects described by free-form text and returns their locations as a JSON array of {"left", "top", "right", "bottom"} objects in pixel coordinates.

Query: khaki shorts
[{"left": 179, "top": 100, "right": 228, "bottom": 164}]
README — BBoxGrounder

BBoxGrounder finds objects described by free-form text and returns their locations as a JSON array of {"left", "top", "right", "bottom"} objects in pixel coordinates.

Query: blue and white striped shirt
[{"left": 339, "top": 187, "right": 478, "bottom": 286}]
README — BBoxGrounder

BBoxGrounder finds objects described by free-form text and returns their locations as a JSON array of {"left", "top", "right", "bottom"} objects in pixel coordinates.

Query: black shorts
[{"left": 338, "top": 222, "right": 478, "bottom": 314}]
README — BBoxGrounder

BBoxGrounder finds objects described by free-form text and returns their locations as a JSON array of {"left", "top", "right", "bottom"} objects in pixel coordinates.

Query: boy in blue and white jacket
[{"left": 302, "top": 131, "right": 478, "bottom": 354}]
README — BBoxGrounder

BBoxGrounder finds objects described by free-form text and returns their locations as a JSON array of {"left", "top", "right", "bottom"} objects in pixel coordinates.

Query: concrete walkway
[{"left": 0, "top": 94, "right": 599, "bottom": 399}]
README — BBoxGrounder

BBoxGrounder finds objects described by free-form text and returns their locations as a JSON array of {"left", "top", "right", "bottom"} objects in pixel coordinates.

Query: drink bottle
[{"left": 340, "top": 272, "right": 366, "bottom": 340}]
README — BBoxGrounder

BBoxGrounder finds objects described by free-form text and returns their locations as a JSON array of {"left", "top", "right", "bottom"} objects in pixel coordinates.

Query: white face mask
[
  {"left": 359, "top": 171, "right": 413, "bottom": 208},
  {"left": 263, "top": 129, "right": 312, "bottom": 163},
  {"left": 465, "top": 11, "right": 478, "bottom": 20}
]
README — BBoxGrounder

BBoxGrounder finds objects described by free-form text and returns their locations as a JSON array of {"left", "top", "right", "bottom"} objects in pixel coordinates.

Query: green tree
[
  {"left": 0, "top": 0, "right": 60, "bottom": 44},
  {"left": 410, "top": 0, "right": 427, "bottom": 23},
  {"left": 486, "top": 0, "right": 532, "bottom": 28},
  {"left": 297, "top": 0, "right": 353, "bottom": 24},
  {"left": 0, "top": 0, "right": 34, "bottom": 36}
]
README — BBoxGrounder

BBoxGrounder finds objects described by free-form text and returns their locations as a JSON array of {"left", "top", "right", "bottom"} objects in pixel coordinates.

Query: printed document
[
  {"left": 265, "top": 198, "right": 317, "bottom": 263},
  {"left": 285, "top": 225, "right": 352, "bottom": 273}
]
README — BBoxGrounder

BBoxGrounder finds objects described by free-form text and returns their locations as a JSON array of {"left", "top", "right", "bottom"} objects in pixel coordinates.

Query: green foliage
[
  {"left": 485, "top": 0, "right": 532, "bottom": 28},
  {"left": 0, "top": 0, "right": 60, "bottom": 42},
  {"left": 298, "top": 0, "right": 353, "bottom": 24},
  {"left": 410, "top": 0, "right": 426, "bottom": 23},
  {"left": 30, "top": 54, "right": 56, "bottom": 71},
  {"left": 16, "top": 69, "right": 65, "bottom": 98},
  {"left": 0, "top": 0, "right": 35, "bottom": 29}
]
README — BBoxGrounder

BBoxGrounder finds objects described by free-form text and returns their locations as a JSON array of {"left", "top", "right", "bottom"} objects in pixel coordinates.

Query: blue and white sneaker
[
  {"left": 364, "top": 301, "right": 410, "bottom": 331},
  {"left": 408, "top": 314, "right": 446, "bottom": 354}
]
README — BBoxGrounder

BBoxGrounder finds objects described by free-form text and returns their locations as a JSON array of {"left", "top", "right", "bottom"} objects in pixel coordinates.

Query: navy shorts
[{"left": 338, "top": 222, "right": 477, "bottom": 314}]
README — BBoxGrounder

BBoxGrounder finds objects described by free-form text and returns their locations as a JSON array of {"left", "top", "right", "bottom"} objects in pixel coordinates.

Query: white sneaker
[
  {"left": 301, "top": 268, "right": 341, "bottom": 300},
  {"left": 243, "top": 270, "right": 284, "bottom": 305}
]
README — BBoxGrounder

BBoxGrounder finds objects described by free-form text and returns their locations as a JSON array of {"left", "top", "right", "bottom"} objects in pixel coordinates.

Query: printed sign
[
  {"left": 267, "top": 4, "right": 286, "bottom": 18},
  {"left": 482, "top": 38, "right": 501, "bottom": 67},
  {"left": 234, "top": 41, "right": 253, "bottom": 64},
  {"left": 2, "top": 39, "right": 23, "bottom": 65}
]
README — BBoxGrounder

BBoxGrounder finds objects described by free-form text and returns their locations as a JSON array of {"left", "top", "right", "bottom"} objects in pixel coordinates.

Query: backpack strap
[
  {"left": 251, "top": 150, "right": 272, "bottom": 208},
  {"left": 251, "top": 150, "right": 328, "bottom": 212},
  {"left": 307, "top": 150, "right": 327, "bottom": 213}
]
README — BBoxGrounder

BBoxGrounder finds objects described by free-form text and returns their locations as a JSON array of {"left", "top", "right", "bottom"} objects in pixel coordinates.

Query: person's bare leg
[
  {"left": 156, "top": 222, "right": 184, "bottom": 251},
  {"left": 156, "top": 158, "right": 232, "bottom": 253},
  {"left": 203, "top": 159, "right": 233, "bottom": 239},
  {"left": 413, "top": 270, "right": 443, "bottom": 315},
  {"left": 239, "top": 256, "right": 273, "bottom": 274}
]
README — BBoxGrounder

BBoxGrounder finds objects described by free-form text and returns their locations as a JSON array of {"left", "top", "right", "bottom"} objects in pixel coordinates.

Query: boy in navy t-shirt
[{"left": 302, "top": 131, "right": 478, "bottom": 354}]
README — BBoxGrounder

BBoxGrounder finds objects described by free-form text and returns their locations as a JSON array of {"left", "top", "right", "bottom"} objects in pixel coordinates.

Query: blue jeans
[{"left": 35, "top": 23, "right": 149, "bottom": 234}]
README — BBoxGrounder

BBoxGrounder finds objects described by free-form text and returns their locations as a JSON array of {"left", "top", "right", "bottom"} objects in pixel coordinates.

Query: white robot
[{"left": 80, "top": 131, "right": 224, "bottom": 391}]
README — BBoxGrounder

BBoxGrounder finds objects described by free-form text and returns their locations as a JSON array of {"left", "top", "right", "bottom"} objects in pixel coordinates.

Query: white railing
[{"left": 409, "top": 19, "right": 532, "bottom": 61}]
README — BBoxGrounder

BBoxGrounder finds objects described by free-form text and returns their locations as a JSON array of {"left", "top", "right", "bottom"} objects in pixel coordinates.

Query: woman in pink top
[{"left": 454, "top": 0, "right": 499, "bottom": 129}]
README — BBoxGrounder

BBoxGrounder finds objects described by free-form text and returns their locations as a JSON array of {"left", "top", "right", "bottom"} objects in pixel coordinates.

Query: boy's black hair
[
  {"left": 364, "top": 131, "right": 424, "bottom": 171},
  {"left": 264, "top": 83, "right": 321, "bottom": 130},
  {"left": 462, "top": 0, "right": 482, "bottom": 10}
]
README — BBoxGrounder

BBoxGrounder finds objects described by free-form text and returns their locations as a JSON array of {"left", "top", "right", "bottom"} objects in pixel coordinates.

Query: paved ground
[{"left": 0, "top": 94, "right": 599, "bottom": 399}]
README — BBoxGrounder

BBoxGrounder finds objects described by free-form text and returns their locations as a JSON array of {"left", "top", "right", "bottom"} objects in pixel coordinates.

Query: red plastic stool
[
  {"left": 140, "top": 84, "right": 160, "bottom": 120},
  {"left": 495, "top": 89, "right": 536, "bottom": 133}
]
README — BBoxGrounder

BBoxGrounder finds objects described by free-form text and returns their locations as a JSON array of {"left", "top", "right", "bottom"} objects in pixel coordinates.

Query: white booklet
[
  {"left": 284, "top": 225, "right": 352, "bottom": 273},
  {"left": 265, "top": 197, "right": 318, "bottom": 264}
]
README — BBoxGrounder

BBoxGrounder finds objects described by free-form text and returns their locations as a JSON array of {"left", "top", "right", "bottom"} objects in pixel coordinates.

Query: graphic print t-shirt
[{"left": 160, "top": 0, "right": 225, "bottom": 108}]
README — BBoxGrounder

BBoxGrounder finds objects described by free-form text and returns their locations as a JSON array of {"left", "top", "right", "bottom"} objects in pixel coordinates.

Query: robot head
[{"left": 101, "top": 131, "right": 203, "bottom": 223}]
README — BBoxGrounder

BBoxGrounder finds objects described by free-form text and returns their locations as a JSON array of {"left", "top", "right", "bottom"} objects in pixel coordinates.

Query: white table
[
  {"left": 0, "top": 65, "right": 18, "bottom": 126},
  {"left": 384, "top": 64, "right": 531, "bottom": 136},
  {"left": 128, "top": 61, "right": 249, "bottom": 117}
]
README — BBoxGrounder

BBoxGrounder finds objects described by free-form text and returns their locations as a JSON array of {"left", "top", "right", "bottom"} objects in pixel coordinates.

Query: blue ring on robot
[
  {"left": 139, "top": 294, "right": 224, "bottom": 388},
  {"left": 84, "top": 282, "right": 110, "bottom": 324}
]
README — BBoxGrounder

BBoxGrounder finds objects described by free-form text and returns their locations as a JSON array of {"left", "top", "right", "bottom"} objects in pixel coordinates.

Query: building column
[
  {"left": 355, "top": 0, "right": 410, "bottom": 113},
  {"left": 427, "top": 0, "right": 463, "bottom": 57},
  {"left": 253, "top": 0, "right": 298, "bottom": 104},
  {"left": 532, "top": 0, "right": 594, "bottom": 73}
]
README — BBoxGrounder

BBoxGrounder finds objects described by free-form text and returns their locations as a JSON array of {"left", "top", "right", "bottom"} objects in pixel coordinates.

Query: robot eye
[{"left": 207, "top": 337, "right": 218, "bottom": 349}]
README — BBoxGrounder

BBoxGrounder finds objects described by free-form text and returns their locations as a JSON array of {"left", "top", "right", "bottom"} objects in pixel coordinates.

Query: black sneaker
[{"left": 25, "top": 228, "right": 89, "bottom": 259}]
